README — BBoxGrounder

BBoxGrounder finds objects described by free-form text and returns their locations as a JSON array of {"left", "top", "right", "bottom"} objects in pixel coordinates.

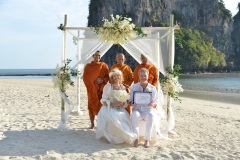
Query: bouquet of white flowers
[
  {"left": 160, "top": 65, "right": 184, "bottom": 102},
  {"left": 109, "top": 90, "right": 130, "bottom": 109},
  {"left": 93, "top": 14, "right": 146, "bottom": 44},
  {"left": 110, "top": 90, "right": 130, "bottom": 102}
]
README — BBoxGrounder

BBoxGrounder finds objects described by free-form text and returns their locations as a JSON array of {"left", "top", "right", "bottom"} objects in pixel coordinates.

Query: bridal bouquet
[
  {"left": 160, "top": 65, "right": 183, "bottom": 102},
  {"left": 110, "top": 90, "right": 130, "bottom": 109},
  {"left": 110, "top": 90, "right": 130, "bottom": 102},
  {"left": 93, "top": 14, "right": 146, "bottom": 44}
]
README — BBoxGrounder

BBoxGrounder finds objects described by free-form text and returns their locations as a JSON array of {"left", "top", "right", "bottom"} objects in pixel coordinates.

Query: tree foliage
[{"left": 175, "top": 29, "right": 226, "bottom": 72}]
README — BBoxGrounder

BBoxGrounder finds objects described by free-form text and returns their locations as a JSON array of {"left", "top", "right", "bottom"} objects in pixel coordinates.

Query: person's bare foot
[
  {"left": 88, "top": 125, "right": 95, "bottom": 129},
  {"left": 144, "top": 140, "right": 150, "bottom": 148},
  {"left": 133, "top": 139, "right": 139, "bottom": 147}
]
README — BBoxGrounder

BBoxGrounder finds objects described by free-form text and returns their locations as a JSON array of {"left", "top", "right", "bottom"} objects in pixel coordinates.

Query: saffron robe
[
  {"left": 83, "top": 61, "right": 109, "bottom": 116},
  {"left": 110, "top": 64, "right": 133, "bottom": 91},
  {"left": 133, "top": 64, "right": 159, "bottom": 88}
]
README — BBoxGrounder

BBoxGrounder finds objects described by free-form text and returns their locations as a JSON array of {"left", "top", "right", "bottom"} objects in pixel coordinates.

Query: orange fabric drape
[
  {"left": 83, "top": 61, "right": 109, "bottom": 116},
  {"left": 133, "top": 64, "right": 159, "bottom": 88}
]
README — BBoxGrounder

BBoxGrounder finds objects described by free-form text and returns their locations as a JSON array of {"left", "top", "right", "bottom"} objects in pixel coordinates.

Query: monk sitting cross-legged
[
  {"left": 83, "top": 51, "right": 109, "bottom": 129},
  {"left": 110, "top": 53, "right": 133, "bottom": 114}
]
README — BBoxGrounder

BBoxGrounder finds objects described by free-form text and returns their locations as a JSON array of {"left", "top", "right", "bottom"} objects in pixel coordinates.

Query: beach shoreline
[
  {"left": 179, "top": 89, "right": 240, "bottom": 105},
  {"left": 180, "top": 72, "right": 240, "bottom": 77},
  {"left": 0, "top": 79, "right": 240, "bottom": 159}
]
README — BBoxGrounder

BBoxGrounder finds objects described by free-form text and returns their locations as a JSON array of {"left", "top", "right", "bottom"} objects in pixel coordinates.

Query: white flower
[
  {"left": 110, "top": 14, "right": 114, "bottom": 21},
  {"left": 110, "top": 90, "right": 130, "bottom": 103},
  {"left": 145, "top": 86, "right": 152, "bottom": 92},
  {"left": 93, "top": 15, "right": 146, "bottom": 44},
  {"left": 52, "top": 59, "right": 78, "bottom": 93},
  {"left": 160, "top": 74, "right": 183, "bottom": 101}
]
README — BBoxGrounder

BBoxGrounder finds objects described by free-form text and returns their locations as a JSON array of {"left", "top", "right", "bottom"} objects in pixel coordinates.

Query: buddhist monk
[
  {"left": 83, "top": 51, "right": 109, "bottom": 129},
  {"left": 133, "top": 54, "right": 159, "bottom": 88},
  {"left": 110, "top": 53, "right": 133, "bottom": 114}
]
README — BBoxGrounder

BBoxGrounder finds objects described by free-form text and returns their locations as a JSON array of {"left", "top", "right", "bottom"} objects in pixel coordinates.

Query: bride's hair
[{"left": 109, "top": 69, "right": 124, "bottom": 83}]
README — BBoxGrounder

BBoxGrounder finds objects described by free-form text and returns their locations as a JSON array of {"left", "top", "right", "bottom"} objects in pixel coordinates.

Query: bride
[{"left": 96, "top": 69, "right": 136, "bottom": 144}]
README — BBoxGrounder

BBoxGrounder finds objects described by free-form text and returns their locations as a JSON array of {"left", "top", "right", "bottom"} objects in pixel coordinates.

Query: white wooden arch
[{"left": 59, "top": 15, "right": 178, "bottom": 133}]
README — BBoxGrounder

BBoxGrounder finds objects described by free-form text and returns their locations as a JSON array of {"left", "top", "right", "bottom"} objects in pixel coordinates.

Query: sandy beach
[{"left": 0, "top": 79, "right": 240, "bottom": 160}]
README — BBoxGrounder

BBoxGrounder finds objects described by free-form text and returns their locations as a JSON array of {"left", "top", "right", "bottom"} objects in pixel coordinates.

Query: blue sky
[{"left": 0, "top": 0, "right": 239, "bottom": 69}]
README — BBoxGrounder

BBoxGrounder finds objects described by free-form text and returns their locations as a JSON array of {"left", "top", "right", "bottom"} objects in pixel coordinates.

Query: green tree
[{"left": 175, "top": 29, "right": 226, "bottom": 72}]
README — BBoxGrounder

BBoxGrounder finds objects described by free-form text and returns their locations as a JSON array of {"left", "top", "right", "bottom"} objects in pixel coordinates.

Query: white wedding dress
[{"left": 96, "top": 83, "right": 136, "bottom": 144}]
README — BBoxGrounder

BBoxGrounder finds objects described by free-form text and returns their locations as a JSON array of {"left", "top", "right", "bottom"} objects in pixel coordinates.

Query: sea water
[
  {"left": 179, "top": 73, "right": 240, "bottom": 94},
  {"left": 0, "top": 69, "right": 55, "bottom": 76},
  {"left": 1, "top": 69, "right": 240, "bottom": 94},
  {"left": 0, "top": 69, "right": 55, "bottom": 79}
]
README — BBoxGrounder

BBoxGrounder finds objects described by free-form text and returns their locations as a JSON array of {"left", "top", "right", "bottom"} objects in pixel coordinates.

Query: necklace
[{"left": 113, "top": 84, "right": 120, "bottom": 90}]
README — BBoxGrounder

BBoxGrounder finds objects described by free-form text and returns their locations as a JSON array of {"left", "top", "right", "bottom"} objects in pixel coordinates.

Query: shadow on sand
[{"left": 0, "top": 128, "right": 126, "bottom": 156}]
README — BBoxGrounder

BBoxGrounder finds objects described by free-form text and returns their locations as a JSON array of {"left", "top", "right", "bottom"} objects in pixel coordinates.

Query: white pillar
[
  {"left": 169, "top": 14, "right": 175, "bottom": 69},
  {"left": 167, "top": 14, "right": 176, "bottom": 133},
  {"left": 76, "top": 30, "right": 83, "bottom": 114},
  {"left": 58, "top": 15, "right": 70, "bottom": 131},
  {"left": 62, "top": 31, "right": 66, "bottom": 65}
]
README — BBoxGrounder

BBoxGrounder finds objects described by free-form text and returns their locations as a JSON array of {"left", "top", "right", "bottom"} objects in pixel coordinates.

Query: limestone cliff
[
  {"left": 231, "top": 3, "right": 240, "bottom": 69},
  {"left": 87, "top": 0, "right": 234, "bottom": 69}
]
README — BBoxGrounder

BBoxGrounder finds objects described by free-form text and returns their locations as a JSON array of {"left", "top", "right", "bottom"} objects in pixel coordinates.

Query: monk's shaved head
[
  {"left": 92, "top": 51, "right": 101, "bottom": 62},
  {"left": 116, "top": 53, "right": 125, "bottom": 65},
  {"left": 141, "top": 54, "right": 148, "bottom": 64}
]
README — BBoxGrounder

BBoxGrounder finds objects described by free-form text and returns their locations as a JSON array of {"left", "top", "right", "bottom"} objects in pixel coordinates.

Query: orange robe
[
  {"left": 133, "top": 64, "right": 159, "bottom": 88},
  {"left": 83, "top": 61, "right": 109, "bottom": 116},
  {"left": 110, "top": 64, "right": 133, "bottom": 114},
  {"left": 110, "top": 64, "right": 133, "bottom": 92}
]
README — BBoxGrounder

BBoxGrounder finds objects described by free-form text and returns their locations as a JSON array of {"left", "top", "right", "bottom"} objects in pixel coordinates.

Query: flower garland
[
  {"left": 160, "top": 65, "right": 184, "bottom": 102},
  {"left": 52, "top": 59, "right": 78, "bottom": 94},
  {"left": 93, "top": 14, "right": 146, "bottom": 44}
]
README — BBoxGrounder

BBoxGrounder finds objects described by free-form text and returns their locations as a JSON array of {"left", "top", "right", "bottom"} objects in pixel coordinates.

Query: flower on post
[
  {"left": 160, "top": 65, "right": 184, "bottom": 102},
  {"left": 52, "top": 59, "right": 79, "bottom": 94}
]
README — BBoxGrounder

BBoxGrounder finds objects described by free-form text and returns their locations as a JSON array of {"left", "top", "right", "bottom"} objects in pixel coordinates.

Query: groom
[{"left": 129, "top": 68, "right": 158, "bottom": 148}]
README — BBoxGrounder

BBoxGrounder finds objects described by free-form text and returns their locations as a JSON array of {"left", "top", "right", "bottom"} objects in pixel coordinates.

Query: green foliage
[
  {"left": 165, "top": 65, "right": 182, "bottom": 77},
  {"left": 172, "top": 10, "right": 185, "bottom": 23},
  {"left": 52, "top": 59, "right": 79, "bottom": 93},
  {"left": 175, "top": 29, "right": 227, "bottom": 72},
  {"left": 159, "top": 22, "right": 169, "bottom": 27},
  {"left": 175, "top": 30, "right": 183, "bottom": 48}
]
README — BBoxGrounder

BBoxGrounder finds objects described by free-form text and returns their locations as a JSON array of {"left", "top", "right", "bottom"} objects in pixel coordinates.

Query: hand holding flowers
[{"left": 110, "top": 90, "right": 130, "bottom": 109}]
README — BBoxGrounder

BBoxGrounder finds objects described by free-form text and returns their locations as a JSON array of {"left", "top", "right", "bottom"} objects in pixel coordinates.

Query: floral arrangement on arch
[
  {"left": 160, "top": 65, "right": 184, "bottom": 102},
  {"left": 93, "top": 14, "right": 146, "bottom": 44},
  {"left": 52, "top": 59, "right": 78, "bottom": 94}
]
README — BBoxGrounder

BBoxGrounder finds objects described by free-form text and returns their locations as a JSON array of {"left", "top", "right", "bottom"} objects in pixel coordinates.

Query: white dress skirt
[{"left": 96, "top": 83, "right": 136, "bottom": 144}]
